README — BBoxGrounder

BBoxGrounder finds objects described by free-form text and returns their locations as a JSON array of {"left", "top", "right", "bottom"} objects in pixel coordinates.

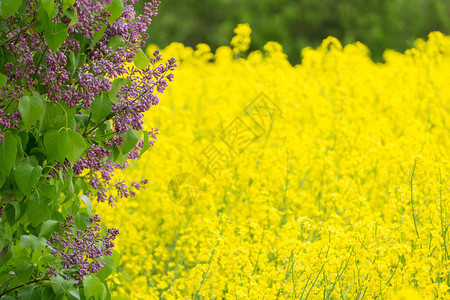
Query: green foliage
[
  {"left": 0, "top": 0, "right": 142, "bottom": 298},
  {"left": 139, "top": 0, "right": 450, "bottom": 63}
]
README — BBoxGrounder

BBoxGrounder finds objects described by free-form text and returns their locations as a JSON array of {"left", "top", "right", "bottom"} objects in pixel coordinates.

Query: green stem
[{"left": 410, "top": 160, "right": 420, "bottom": 240}]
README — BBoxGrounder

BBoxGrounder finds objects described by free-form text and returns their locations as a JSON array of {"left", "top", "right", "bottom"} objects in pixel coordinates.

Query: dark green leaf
[
  {"left": 1, "top": 0, "right": 22, "bottom": 18},
  {"left": 133, "top": 50, "right": 149, "bottom": 70},
  {"left": 39, "top": 0, "right": 54, "bottom": 17},
  {"left": 105, "top": 0, "right": 124, "bottom": 25},
  {"left": 109, "top": 78, "right": 131, "bottom": 104},
  {"left": 44, "top": 129, "right": 71, "bottom": 162},
  {"left": 19, "top": 95, "right": 44, "bottom": 130},
  {"left": 11, "top": 201, "right": 21, "bottom": 222},
  {"left": 91, "top": 94, "right": 112, "bottom": 123},
  {"left": 20, "top": 235, "right": 40, "bottom": 252},
  {"left": 5, "top": 201, "right": 21, "bottom": 225},
  {"left": 39, "top": 219, "right": 59, "bottom": 237},
  {"left": 67, "top": 130, "right": 87, "bottom": 164},
  {"left": 28, "top": 195, "right": 52, "bottom": 227},
  {"left": 15, "top": 158, "right": 43, "bottom": 197},
  {"left": 119, "top": 129, "right": 139, "bottom": 154},
  {"left": 0, "top": 132, "right": 17, "bottom": 175}
]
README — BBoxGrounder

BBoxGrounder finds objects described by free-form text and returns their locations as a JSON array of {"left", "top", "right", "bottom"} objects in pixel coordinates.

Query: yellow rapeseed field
[{"left": 94, "top": 25, "right": 450, "bottom": 299}]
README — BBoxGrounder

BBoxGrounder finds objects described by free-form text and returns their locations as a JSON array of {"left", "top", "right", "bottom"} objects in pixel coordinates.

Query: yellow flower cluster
[
  {"left": 94, "top": 26, "right": 450, "bottom": 299},
  {"left": 230, "top": 23, "right": 252, "bottom": 55}
]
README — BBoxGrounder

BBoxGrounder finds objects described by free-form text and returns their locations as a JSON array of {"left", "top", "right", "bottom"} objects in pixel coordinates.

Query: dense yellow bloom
[{"left": 94, "top": 26, "right": 450, "bottom": 299}]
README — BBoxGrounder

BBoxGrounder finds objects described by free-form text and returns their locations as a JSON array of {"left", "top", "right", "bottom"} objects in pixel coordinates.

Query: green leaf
[
  {"left": 109, "top": 78, "right": 131, "bottom": 104},
  {"left": 39, "top": 254, "right": 61, "bottom": 266},
  {"left": 89, "top": 24, "right": 106, "bottom": 49},
  {"left": 20, "top": 235, "right": 40, "bottom": 252},
  {"left": 19, "top": 95, "right": 44, "bottom": 130},
  {"left": 133, "top": 50, "right": 150, "bottom": 70},
  {"left": 105, "top": 0, "right": 124, "bottom": 25},
  {"left": 51, "top": 275, "right": 74, "bottom": 296},
  {"left": 83, "top": 275, "right": 105, "bottom": 300},
  {"left": 44, "top": 22, "right": 68, "bottom": 51},
  {"left": 140, "top": 131, "right": 149, "bottom": 155},
  {"left": 80, "top": 195, "right": 91, "bottom": 216},
  {"left": 11, "top": 244, "right": 29, "bottom": 259},
  {"left": 39, "top": 0, "right": 54, "bottom": 17},
  {"left": 10, "top": 201, "right": 21, "bottom": 222},
  {"left": 15, "top": 158, "right": 43, "bottom": 197},
  {"left": 44, "top": 128, "right": 71, "bottom": 162},
  {"left": 64, "top": 6, "right": 78, "bottom": 27},
  {"left": 28, "top": 195, "right": 52, "bottom": 227},
  {"left": 17, "top": 286, "right": 42, "bottom": 300},
  {"left": 91, "top": 94, "right": 112, "bottom": 123},
  {"left": 119, "top": 128, "right": 139, "bottom": 154},
  {"left": 67, "top": 288, "right": 80, "bottom": 300},
  {"left": 95, "top": 256, "right": 114, "bottom": 281},
  {"left": 1, "top": 0, "right": 22, "bottom": 18},
  {"left": 15, "top": 264, "right": 34, "bottom": 283},
  {"left": 39, "top": 219, "right": 59, "bottom": 237},
  {"left": 0, "top": 132, "right": 17, "bottom": 175},
  {"left": 62, "top": 0, "right": 75, "bottom": 11},
  {"left": 67, "top": 130, "right": 87, "bottom": 164},
  {"left": 0, "top": 73, "right": 7, "bottom": 86},
  {"left": 107, "top": 36, "right": 124, "bottom": 51},
  {"left": 112, "top": 250, "right": 120, "bottom": 273},
  {"left": 0, "top": 172, "right": 5, "bottom": 188}
]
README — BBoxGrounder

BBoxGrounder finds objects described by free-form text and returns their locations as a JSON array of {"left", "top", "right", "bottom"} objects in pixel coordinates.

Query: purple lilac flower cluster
[
  {"left": 1, "top": 0, "right": 176, "bottom": 202},
  {"left": 46, "top": 214, "right": 119, "bottom": 284}
]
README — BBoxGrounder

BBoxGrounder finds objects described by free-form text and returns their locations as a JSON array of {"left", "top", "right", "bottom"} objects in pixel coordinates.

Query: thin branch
[{"left": 0, "top": 278, "right": 47, "bottom": 296}]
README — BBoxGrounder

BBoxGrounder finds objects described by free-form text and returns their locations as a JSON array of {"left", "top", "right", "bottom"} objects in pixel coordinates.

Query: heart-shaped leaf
[
  {"left": 28, "top": 195, "right": 52, "bottom": 226},
  {"left": 91, "top": 94, "right": 112, "bottom": 123},
  {"left": 15, "top": 158, "right": 42, "bottom": 197},
  {"left": 67, "top": 130, "right": 87, "bottom": 164},
  {"left": 105, "top": 0, "right": 124, "bottom": 25},
  {"left": 19, "top": 95, "right": 44, "bottom": 130},
  {"left": 44, "top": 128, "right": 71, "bottom": 162}
]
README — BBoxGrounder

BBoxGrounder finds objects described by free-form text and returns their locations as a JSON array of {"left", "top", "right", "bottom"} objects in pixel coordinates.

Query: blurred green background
[{"left": 136, "top": 0, "right": 450, "bottom": 64}]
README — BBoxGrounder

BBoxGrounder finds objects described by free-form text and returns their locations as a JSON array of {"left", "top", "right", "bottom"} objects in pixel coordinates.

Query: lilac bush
[{"left": 0, "top": 0, "right": 175, "bottom": 298}]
